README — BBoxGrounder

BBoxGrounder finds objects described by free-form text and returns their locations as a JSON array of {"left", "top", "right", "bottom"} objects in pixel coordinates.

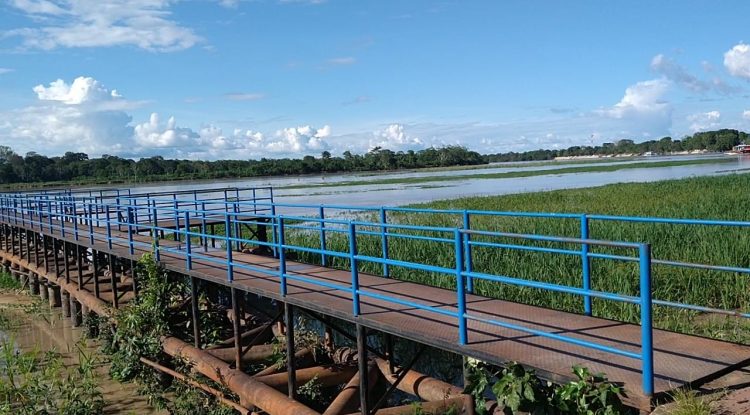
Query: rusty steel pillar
[
  {"left": 190, "top": 276, "right": 201, "bottom": 348},
  {"left": 70, "top": 297, "right": 82, "bottom": 327},
  {"left": 357, "top": 324, "right": 369, "bottom": 415},
  {"left": 61, "top": 289, "right": 71, "bottom": 317},
  {"left": 48, "top": 284, "right": 61, "bottom": 308},
  {"left": 40, "top": 280, "right": 49, "bottom": 301},
  {"left": 109, "top": 253, "right": 119, "bottom": 309},
  {"left": 231, "top": 287, "right": 242, "bottom": 371},
  {"left": 29, "top": 272, "right": 39, "bottom": 295},
  {"left": 92, "top": 250, "right": 100, "bottom": 298},
  {"left": 285, "top": 302, "right": 296, "bottom": 400}
]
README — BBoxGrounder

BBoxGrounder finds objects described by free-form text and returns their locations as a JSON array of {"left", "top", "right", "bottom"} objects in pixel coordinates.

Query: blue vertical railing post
[
  {"left": 225, "top": 213, "right": 233, "bottom": 282},
  {"left": 47, "top": 199, "right": 53, "bottom": 235},
  {"left": 349, "top": 223, "right": 361, "bottom": 316},
  {"left": 152, "top": 204, "right": 160, "bottom": 262},
  {"left": 639, "top": 243, "right": 654, "bottom": 397},
  {"left": 60, "top": 200, "right": 66, "bottom": 238},
  {"left": 185, "top": 211, "right": 192, "bottom": 270},
  {"left": 233, "top": 202, "right": 241, "bottom": 251},
  {"left": 279, "top": 217, "right": 287, "bottom": 296},
  {"left": 88, "top": 204, "right": 94, "bottom": 245},
  {"left": 127, "top": 207, "right": 134, "bottom": 255},
  {"left": 173, "top": 200, "right": 180, "bottom": 242},
  {"left": 462, "top": 210, "right": 473, "bottom": 293},
  {"left": 380, "top": 207, "right": 389, "bottom": 277},
  {"left": 73, "top": 205, "right": 79, "bottom": 241},
  {"left": 455, "top": 229, "right": 468, "bottom": 345},
  {"left": 201, "top": 201, "right": 208, "bottom": 252},
  {"left": 319, "top": 206, "right": 327, "bottom": 266},
  {"left": 106, "top": 205, "right": 113, "bottom": 249},
  {"left": 270, "top": 205, "right": 278, "bottom": 257},
  {"left": 581, "top": 214, "right": 592, "bottom": 316},
  {"left": 116, "top": 197, "right": 122, "bottom": 231}
]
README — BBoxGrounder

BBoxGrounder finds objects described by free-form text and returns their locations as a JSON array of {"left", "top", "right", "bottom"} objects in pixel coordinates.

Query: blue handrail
[{"left": 3, "top": 186, "right": 750, "bottom": 397}]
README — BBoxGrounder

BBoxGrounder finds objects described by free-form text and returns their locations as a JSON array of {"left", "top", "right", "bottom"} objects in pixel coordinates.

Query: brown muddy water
[{"left": 0, "top": 292, "right": 163, "bottom": 414}]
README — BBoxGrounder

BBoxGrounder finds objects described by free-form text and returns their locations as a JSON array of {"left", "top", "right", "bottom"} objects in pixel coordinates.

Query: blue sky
[{"left": 1, "top": 0, "right": 749, "bottom": 160}]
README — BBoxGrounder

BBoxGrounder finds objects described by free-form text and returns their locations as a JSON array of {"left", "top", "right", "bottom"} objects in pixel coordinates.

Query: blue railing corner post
[
  {"left": 127, "top": 206, "right": 134, "bottom": 255},
  {"left": 319, "top": 205, "right": 327, "bottom": 266},
  {"left": 455, "top": 229, "right": 468, "bottom": 345},
  {"left": 380, "top": 207, "right": 390, "bottom": 278},
  {"left": 462, "top": 210, "right": 473, "bottom": 293},
  {"left": 580, "top": 214, "right": 592, "bottom": 316},
  {"left": 225, "top": 212, "right": 233, "bottom": 282},
  {"left": 349, "top": 222, "right": 361, "bottom": 316},
  {"left": 185, "top": 211, "right": 192, "bottom": 270},
  {"left": 639, "top": 243, "right": 654, "bottom": 397},
  {"left": 279, "top": 216, "right": 287, "bottom": 296}
]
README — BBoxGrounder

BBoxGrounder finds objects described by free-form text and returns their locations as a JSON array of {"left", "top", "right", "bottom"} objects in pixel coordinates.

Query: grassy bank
[
  {"left": 287, "top": 173, "right": 750, "bottom": 342},
  {"left": 281, "top": 156, "right": 734, "bottom": 189}
]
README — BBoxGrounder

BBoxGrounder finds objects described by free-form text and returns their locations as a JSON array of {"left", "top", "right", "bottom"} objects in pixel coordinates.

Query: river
[{"left": 93, "top": 154, "right": 750, "bottom": 208}]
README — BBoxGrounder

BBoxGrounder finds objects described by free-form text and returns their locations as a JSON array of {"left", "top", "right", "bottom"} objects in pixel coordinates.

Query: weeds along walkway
[{"left": 2, "top": 214, "right": 750, "bottom": 411}]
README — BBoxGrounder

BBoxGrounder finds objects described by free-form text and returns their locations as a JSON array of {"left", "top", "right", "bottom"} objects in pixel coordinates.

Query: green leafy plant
[
  {"left": 491, "top": 362, "right": 551, "bottom": 414},
  {"left": 0, "top": 338, "right": 104, "bottom": 415},
  {"left": 550, "top": 366, "right": 625, "bottom": 415}
]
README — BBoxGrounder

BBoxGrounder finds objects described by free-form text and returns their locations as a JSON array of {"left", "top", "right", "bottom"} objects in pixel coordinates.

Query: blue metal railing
[{"left": 2, "top": 186, "right": 750, "bottom": 396}]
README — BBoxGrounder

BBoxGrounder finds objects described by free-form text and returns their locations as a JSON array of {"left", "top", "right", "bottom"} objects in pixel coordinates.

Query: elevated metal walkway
[{"left": 1, "top": 186, "right": 750, "bottom": 410}]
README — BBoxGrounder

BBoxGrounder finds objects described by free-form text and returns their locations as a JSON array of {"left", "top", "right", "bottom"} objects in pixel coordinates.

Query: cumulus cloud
[
  {"left": 743, "top": 110, "right": 750, "bottom": 120},
  {"left": 134, "top": 113, "right": 200, "bottom": 148},
  {"left": 725, "top": 43, "right": 750, "bottom": 80},
  {"left": 33, "top": 77, "right": 121, "bottom": 105},
  {"left": 266, "top": 125, "right": 331, "bottom": 153},
  {"left": 4, "top": 0, "right": 202, "bottom": 52},
  {"left": 601, "top": 79, "right": 671, "bottom": 119},
  {"left": 0, "top": 76, "right": 135, "bottom": 154},
  {"left": 687, "top": 111, "right": 721, "bottom": 132},
  {"left": 369, "top": 124, "right": 424, "bottom": 151}
]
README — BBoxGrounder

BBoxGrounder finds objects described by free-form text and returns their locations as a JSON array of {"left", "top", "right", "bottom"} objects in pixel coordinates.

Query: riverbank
[{"left": 0, "top": 288, "right": 162, "bottom": 414}]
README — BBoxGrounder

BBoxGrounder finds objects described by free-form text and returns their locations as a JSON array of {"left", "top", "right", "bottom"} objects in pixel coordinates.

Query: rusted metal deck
[{"left": 12, "top": 216, "right": 750, "bottom": 410}]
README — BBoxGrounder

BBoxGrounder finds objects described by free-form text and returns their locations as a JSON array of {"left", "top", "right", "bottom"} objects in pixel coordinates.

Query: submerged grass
[
  {"left": 279, "top": 156, "right": 734, "bottom": 190},
  {"left": 283, "top": 173, "right": 750, "bottom": 341}
]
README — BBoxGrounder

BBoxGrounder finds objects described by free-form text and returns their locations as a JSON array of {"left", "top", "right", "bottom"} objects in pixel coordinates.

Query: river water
[
  {"left": 102, "top": 154, "right": 750, "bottom": 209},
  {"left": 0, "top": 292, "right": 163, "bottom": 414}
]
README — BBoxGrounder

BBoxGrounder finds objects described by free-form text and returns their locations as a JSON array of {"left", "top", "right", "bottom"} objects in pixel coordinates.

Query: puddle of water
[{"left": 0, "top": 292, "right": 163, "bottom": 415}]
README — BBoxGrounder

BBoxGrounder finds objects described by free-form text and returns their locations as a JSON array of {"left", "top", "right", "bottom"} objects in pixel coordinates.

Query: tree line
[
  {"left": 486, "top": 129, "right": 748, "bottom": 162},
  {"left": 0, "top": 146, "right": 485, "bottom": 185},
  {"left": 0, "top": 129, "right": 746, "bottom": 186}
]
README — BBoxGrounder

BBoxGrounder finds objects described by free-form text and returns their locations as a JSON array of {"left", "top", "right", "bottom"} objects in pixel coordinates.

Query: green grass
[
  {"left": 665, "top": 389, "right": 715, "bottom": 415},
  {"left": 0, "top": 272, "right": 21, "bottom": 291},
  {"left": 283, "top": 173, "right": 750, "bottom": 341},
  {"left": 279, "top": 156, "right": 734, "bottom": 190}
]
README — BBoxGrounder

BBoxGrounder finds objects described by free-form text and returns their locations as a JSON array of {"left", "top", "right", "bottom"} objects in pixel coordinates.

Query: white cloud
[
  {"left": 0, "top": 68, "right": 13, "bottom": 75},
  {"left": 651, "top": 54, "right": 707, "bottom": 92},
  {"left": 225, "top": 92, "right": 265, "bottom": 101},
  {"left": 5, "top": 0, "right": 202, "bottom": 52},
  {"left": 743, "top": 110, "right": 750, "bottom": 120},
  {"left": 601, "top": 79, "right": 671, "bottom": 119},
  {"left": 327, "top": 57, "right": 356, "bottom": 65},
  {"left": 724, "top": 43, "right": 750, "bottom": 80},
  {"left": 266, "top": 125, "right": 331, "bottom": 153},
  {"left": 650, "top": 54, "right": 737, "bottom": 94},
  {"left": 217, "top": 0, "right": 239, "bottom": 8},
  {"left": 687, "top": 110, "right": 721, "bottom": 132},
  {"left": 33, "top": 77, "right": 120, "bottom": 105},
  {"left": 134, "top": 113, "right": 199, "bottom": 148},
  {"left": 369, "top": 124, "right": 424, "bottom": 151}
]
